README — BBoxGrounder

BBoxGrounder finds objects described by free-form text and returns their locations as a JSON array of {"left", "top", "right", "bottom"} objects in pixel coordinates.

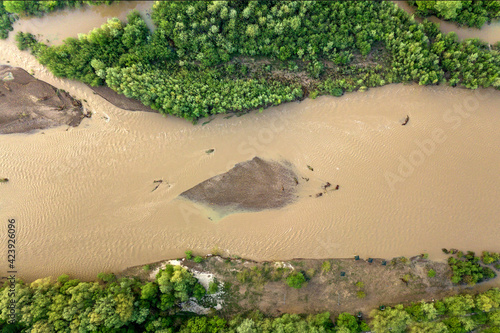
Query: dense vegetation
[
  {"left": 16, "top": 1, "right": 500, "bottom": 122},
  {"left": 0, "top": 1, "right": 15, "bottom": 39},
  {"left": 443, "top": 249, "right": 498, "bottom": 285},
  {"left": 1, "top": 264, "right": 499, "bottom": 332},
  {"left": 0, "top": 264, "right": 370, "bottom": 332},
  {"left": 408, "top": 0, "right": 500, "bottom": 28},
  {"left": 0, "top": 0, "right": 115, "bottom": 39}
]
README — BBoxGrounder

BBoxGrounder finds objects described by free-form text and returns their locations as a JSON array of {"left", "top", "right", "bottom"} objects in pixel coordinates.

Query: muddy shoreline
[
  {"left": 0, "top": 65, "right": 86, "bottom": 134},
  {"left": 89, "top": 85, "right": 156, "bottom": 112},
  {"left": 120, "top": 254, "right": 499, "bottom": 316}
]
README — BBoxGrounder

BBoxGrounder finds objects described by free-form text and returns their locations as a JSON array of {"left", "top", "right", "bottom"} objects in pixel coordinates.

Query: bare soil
[
  {"left": 121, "top": 255, "right": 496, "bottom": 318},
  {"left": 179, "top": 157, "right": 300, "bottom": 212},
  {"left": 89, "top": 85, "right": 155, "bottom": 112},
  {"left": 0, "top": 66, "right": 85, "bottom": 134}
]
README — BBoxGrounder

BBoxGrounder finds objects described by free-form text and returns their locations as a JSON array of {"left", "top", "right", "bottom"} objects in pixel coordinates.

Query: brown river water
[{"left": 0, "top": 1, "right": 499, "bottom": 281}]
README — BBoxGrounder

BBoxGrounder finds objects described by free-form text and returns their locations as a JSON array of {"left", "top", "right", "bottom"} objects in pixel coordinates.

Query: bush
[
  {"left": 286, "top": 272, "right": 306, "bottom": 289},
  {"left": 142, "top": 264, "right": 150, "bottom": 271},
  {"left": 448, "top": 250, "right": 497, "bottom": 285},
  {"left": 357, "top": 291, "right": 366, "bottom": 299},
  {"left": 185, "top": 250, "right": 193, "bottom": 260},
  {"left": 194, "top": 256, "right": 203, "bottom": 263},
  {"left": 321, "top": 261, "right": 331, "bottom": 273},
  {"left": 428, "top": 269, "right": 436, "bottom": 278},
  {"left": 208, "top": 281, "right": 219, "bottom": 294}
]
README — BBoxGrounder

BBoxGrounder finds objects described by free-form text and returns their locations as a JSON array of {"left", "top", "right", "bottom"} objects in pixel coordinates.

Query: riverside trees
[
  {"left": 408, "top": 0, "right": 500, "bottom": 28},
  {"left": 0, "top": 270, "right": 499, "bottom": 332},
  {"left": 15, "top": 1, "right": 500, "bottom": 121}
]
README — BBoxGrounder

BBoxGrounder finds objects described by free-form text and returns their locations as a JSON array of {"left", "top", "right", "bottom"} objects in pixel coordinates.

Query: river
[{"left": 0, "top": 1, "right": 499, "bottom": 282}]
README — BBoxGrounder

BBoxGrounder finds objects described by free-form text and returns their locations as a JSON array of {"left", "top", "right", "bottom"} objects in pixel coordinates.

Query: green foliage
[
  {"left": 15, "top": 0, "right": 500, "bottom": 122},
  {"left": 0, "top": 272, "right": 498, "bottom": 332},
  {"left": 336, "top": 312, "right": 362, "bottom": 332},
  {"left": 371, "top": 304, "right": 412, "bottom": 332},
  {"left": 185, "top": 250, "right": 193, "bottom": 260},
  {"left": 356, "top": 291, "right": 366, "bottom": 299},
  {"left": 482, "top": 251, "right": 500, "bottom": 265},
  {"left": 321, "top": 261, "right": 331, "bottom": 273},
  {"left": 427, "top": 269, "right": 436, "bottom": 278},
  {"left": 447, "top": 250, "right": 497, "bottom": 285},
  {"left": 0, "top": 1, "right": 16, "bottom": 39},
  {"left": 409, "top": 0, "right": 500, "bottom": 28},
  {"left": 193, "top": 256, "right": 203, "bottom": 263},
  {"left": 142, "top": 264, "right": 150, "bottom": 271},
  {"left": 208, "top": 281, "right": 219, "bottom": 294},
  {"left": 286, "top": 272, "right": 306, "bottom": 289}
]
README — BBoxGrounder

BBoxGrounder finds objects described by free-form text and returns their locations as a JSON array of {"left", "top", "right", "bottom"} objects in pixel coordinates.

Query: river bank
[
  {"left": 120, "top": 253, "right": 500, "bottom": 317},
  {"left": 0, "top": 65, "right": 85, "bottom": 134}
]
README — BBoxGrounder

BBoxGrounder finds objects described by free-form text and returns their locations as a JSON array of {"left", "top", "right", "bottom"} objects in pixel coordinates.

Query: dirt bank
[
  {"left": 0, "top": 66, "right": 85, "bottom": 134},
  {"left": 180, "top": 157, "right": 300, "bottom": 212},
  {"left": 89, "top": 85, "right": 155, "bottom": 112},
  {"left": 122, "top": 255, "right": 498, "bottom": 317}
]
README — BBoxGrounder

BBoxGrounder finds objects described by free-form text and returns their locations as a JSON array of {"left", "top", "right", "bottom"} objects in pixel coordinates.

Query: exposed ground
[
  {"left": 121, "top": 255, "right": 498, "bottom": 318},
  {"left": 89, "top": 85, "right": 155, "bottom": 112},
  {"left": 0, "top": 65, "right": 86, "bottom": 134},
  {"left": 179, "top": 157, "right": 300, "bottom": 212}
]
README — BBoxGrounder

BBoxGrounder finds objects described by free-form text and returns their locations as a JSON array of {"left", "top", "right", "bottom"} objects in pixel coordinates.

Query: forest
[
  {"left": 407, "top": 0, "right": 500, "bottom": 28},
  {"left": 11, "top": 0, "right": 500, "bottom": 122},
  {"left": 1, "top": 263, "right": 499, "bottom": 332}
]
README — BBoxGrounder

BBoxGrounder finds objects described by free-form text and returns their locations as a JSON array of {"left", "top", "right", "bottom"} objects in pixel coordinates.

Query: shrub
[
  {"left": 185, "top": 250, "right": 193, "bottom": 260},
  {"left": 357, "top": 291, "right": 366, "bottom": 299},
  {"left": 194, "top": 256, "right": 203, "bottom": 263},
  {"left": 142, "top": 264, "right": 150, "bottom": 271},
  {"left": 448, "top": 250, "right": 497, "bottom": 285},
  {"left": 208, "top": 281, "right": 219, "bottom": 294},
  {"left": 428, "top": 269, "right": 436, "bottom": 278},
  {"left": 286, "top": 272, "right": 306, "bottom": 289},
  {"left": 321, "top": 261, "right": 331, "bottom": 273}
]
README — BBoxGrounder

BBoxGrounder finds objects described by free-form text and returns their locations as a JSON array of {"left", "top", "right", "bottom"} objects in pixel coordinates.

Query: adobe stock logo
[{"left": 385, "top": 89, "right": 492, "bottom": 191}]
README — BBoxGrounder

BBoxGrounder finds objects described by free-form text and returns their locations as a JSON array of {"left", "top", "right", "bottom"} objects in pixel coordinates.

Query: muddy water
[
  {"left": 395, "top": 1, "right": 500, "bottom": 44},
  {"left": 7, "top": 1, "right": 154, "bottom": 46},
  {"left": 1, "top": 2, "right": 500, "bottom": 281},
  {"left": 1, "top": 38, "right": 500, "bottom": 281}
]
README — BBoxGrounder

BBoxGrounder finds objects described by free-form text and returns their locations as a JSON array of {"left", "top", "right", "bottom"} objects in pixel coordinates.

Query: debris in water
[
  {"left": 0, "top": 178, "right": 9, "bottom": 183},
  {"left": 152, "top": 179, "right": 168, "bottom": 192},
  {"left": 307, "top": 165, "right": 314, "bottom": 171},
  {"left": 402, "top": 115, "right": 410, "bottom": 126},
  {"left": 322, "top": 182, "right": 331, "bottom": 190},
  {"left": 205, "top": 149, "right": 215, "bottom": 154},
  {"left": 315, "top": 192, "right": 323, "bottom": 198}
]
